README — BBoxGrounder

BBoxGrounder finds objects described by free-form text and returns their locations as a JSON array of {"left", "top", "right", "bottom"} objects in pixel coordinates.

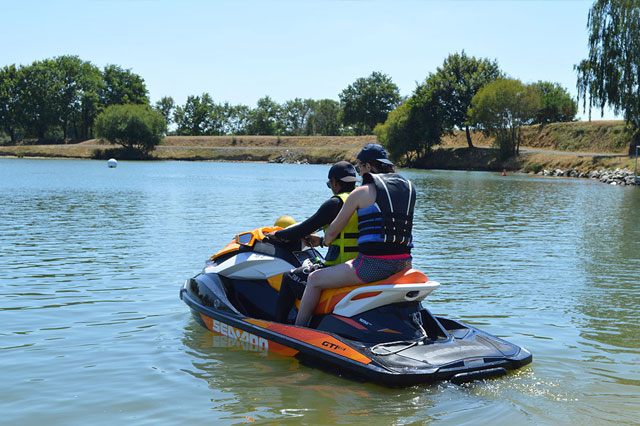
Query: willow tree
[{"left": 575, "top": 0, "right": 640, "bottom": 153}]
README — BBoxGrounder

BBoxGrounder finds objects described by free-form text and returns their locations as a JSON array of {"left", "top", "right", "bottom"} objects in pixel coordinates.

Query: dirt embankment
[{"left": 1, "top": 121, "right": 637, "bottom": 174}]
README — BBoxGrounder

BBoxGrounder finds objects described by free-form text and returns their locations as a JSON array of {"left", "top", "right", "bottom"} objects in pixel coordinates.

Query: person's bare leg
[
  {"left": 295, "top": 262, "right": 363, "bottom": 326},
  {"left": 294, "top": 286, "right": 321, "bottom": 326}
]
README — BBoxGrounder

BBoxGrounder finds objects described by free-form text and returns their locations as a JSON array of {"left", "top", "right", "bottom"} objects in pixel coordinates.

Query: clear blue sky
[{"left": 1, "top": 0, "right": 619, "bottom": 121}]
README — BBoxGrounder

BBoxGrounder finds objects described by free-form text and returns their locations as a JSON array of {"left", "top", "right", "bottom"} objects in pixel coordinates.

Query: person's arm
[
  {"left": 324, "top": 185, "right": 372, "bottom": 245},
  {"left": 275, "top": 197, "right": 342, "bottom": 242}
]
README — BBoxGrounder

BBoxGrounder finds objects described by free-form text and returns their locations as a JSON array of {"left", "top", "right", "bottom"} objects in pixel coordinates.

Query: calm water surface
[{"left": 1, "top": 158, "right": 638, "bottom": 425}]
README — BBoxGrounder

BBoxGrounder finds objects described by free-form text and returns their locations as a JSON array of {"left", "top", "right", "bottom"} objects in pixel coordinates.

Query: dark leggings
[{"left": 275, "top": 263, "right": 323, "bottom": 323}]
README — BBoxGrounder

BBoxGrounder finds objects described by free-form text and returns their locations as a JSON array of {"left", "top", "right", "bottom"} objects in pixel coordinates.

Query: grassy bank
[
  {"left": 441, "top": 120, "right": 634, "bottom": 154},
  {"left": 1, "top": 121, "right": 638, "bottom": 174},
  {"left": 0, "top": 135, "right": 373, "bottom": 163},
  {"left": 436, "top": 120, "right": 638, "bottom": 173},
  {"left": 411, "top": 146, "right": 637, "bottom": 174}
]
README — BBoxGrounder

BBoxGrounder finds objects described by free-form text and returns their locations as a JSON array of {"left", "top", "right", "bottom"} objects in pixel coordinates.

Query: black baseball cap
[
  {"left": 357, "top": 143, "right": 394, "bottom": 165},
  {"left": 328, "top": 161, "right": 357, "bottom": 182}
]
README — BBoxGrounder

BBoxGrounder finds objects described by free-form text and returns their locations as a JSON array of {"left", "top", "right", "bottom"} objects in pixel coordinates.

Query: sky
[{"left": 0, "top": 0, "right": 620, "bottom": 121}]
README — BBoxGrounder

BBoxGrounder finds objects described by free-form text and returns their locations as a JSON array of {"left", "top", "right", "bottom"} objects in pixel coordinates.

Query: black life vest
[{"left": 357, "top": 173, "right": 416, "bottom": 249}]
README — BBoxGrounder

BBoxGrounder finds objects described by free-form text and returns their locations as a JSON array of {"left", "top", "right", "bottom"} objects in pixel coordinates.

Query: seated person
[
  {"left": 295, "top": 143, "right": 416, "bottom": 326},
  {"left": 266, "top": 161, "right": 359, "bottom": 323}
]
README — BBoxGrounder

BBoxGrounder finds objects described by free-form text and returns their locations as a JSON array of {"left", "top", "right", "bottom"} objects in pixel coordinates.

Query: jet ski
[{"left": 179, "top": 226, "right": 532, "bottom": 386}]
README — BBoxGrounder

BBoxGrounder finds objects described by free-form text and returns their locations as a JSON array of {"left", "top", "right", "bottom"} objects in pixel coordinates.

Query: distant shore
[{"left": 1, "top": 121, "right": 638, "bottom": 180}]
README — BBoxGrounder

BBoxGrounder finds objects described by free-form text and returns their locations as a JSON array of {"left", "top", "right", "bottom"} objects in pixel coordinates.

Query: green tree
[
  {"left": 280, "top": 98, "right": 313, "bottom": 136},
  {"left": 374, "top": 102, "right": 415, "bottom": 162},
  {"left": 375, "top": 76, "right": 445, "bottom": 164},
  {"left": 575, "top": 0, "right": 640, "bottom": 152},
  {"left": 339, "top": 71, "right": 401, "bottom": 135},
  {"left": 174, "top": 96, "right": 252, "bottom": 136},
  {"left": 174, "top": 93, "right": 220, "bottom": 135},
  {"left": 154, "top": 96, "right": 175, "bottom": 130},
  {"left": 246, "top": 96, "right": 280, "bottom": 135},
  {"left": 100, "top": 64, "right": 149, "bottom": 108},
  {"left": 20, "top": 59, "right": 64, "bottom": 139},
  {"left": 430, "top": 51, "right": 502, "bottom": 148},
  {"left": 469, "top": 79, "right": 541, "bottom": 159},
  {"left": 305, "top": 99, "right": 342, "bottom": 136},
  {"left": 74, "top": 61, "right": 104, "bottom": 140},
  {"left": 531, "top": 81, "right": 578, "bottom": 124},
  {"left": 0, "top": 64, "right": 23, "bottom": 142},
  {"left": 53, "top": 55, "right": 91, "bottom": 140},
  {"left": 23, "top": 56, "right": 103, "bottom": 141},
  {"left": 95, "top": 104, "right": 165, "bottom": 154},
  {"left": 408, "top": 79, "right": 447, "bottom": 158},
  {"left": 53, "top": 55, "right": 104, "bottom": 141},
  {"left": 220, "top": 103, "right": 251, "bottom": 135}
]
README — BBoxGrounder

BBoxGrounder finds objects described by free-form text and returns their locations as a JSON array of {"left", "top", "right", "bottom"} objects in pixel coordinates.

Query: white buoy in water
[{"left": 107, "top": 158, "right": 118, "bottom": 168}]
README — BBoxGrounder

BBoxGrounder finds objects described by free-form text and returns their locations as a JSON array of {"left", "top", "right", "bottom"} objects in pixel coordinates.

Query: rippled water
[{"left": 1, "top": 158, "right": 638, "bottom": 425}]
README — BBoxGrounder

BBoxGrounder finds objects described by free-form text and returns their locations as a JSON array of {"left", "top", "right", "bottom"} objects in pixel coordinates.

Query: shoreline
[
  {"left": 2, "top": 147, "right": 637, "bottom": 186},
  {"left": 1, "top": 123, "right": 638, "bottom": 185}
]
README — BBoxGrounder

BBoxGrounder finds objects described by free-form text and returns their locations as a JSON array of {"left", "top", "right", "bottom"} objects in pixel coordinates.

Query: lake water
[{"left": 1, "top": 158, "right": 638, "bottom": 425}]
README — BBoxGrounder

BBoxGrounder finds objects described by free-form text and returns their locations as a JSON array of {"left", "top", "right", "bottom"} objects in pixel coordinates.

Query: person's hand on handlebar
[
  {"left": 303, "top": 234, "right": 323, "bottom": 247},
  {"left": 263, "top": 231, "right": 284, "bottom": 244}
]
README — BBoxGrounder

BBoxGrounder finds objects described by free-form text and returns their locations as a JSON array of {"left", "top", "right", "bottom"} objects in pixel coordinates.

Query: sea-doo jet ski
[{"left": 179, "top": 226, "right": 532, "bottom": 386}]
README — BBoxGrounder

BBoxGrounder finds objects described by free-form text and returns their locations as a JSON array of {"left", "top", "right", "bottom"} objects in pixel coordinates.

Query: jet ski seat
[{"left": 314, "top": 269, "right": 440, "bottom": 317}]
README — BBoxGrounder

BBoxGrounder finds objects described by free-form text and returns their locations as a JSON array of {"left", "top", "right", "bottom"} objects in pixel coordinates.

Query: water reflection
[
  {"left": 576, "top": 186, "right": 640, "bottom": 351},
  {"left": 181, "top": 320, "right": 443, "bottom": 425},
  {"left": 565, "top": 183, "right": 640, "bottom": 419}
]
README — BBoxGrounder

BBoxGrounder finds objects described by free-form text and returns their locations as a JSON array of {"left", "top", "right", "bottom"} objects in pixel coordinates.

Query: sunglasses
[{"left": 326, "top": 180, "right": 332, "bottom": 188}]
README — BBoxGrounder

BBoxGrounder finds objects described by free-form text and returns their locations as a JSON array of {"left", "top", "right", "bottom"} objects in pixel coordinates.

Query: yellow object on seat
[{"left": 313, "top": 269, "right": 428, "bottom": 315}]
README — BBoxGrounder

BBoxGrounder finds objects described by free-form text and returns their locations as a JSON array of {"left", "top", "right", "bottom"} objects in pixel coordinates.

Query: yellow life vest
[{"left": 323, "top": 192, "right": 359, "bottom": 265}]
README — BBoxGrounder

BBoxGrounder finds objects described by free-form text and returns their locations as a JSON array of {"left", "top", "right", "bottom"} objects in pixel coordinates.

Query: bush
[
  {"left": 95, "top": 104, "right": 165, "bottom": 154},
  {"left": 523, "top": 162, "right": 543, "bottom": 174},
  {"left": 91, "top": 147, "right": 152, "bottom": 160}
]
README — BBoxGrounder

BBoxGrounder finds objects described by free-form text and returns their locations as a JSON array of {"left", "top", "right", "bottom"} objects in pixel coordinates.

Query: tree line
[
  {"left": 0, "top": 55, "right": 575, "bottom": 147},
  {"left": 0, "top": 56, "right": 402, "bottom": 144},
  {"left": 157, "top": 70, "right": 400, "bottom": 137},
  {"left": 0, "top": 56, "right": 148, "bottom": 142}
]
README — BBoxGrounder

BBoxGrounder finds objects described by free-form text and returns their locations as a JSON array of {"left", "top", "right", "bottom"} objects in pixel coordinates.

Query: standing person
[
  {"left": 266, "top": 161, "right": 360, "bottom": 323},
  {"left": 295, "top": 143, "right": 416, "bottom": 326}
]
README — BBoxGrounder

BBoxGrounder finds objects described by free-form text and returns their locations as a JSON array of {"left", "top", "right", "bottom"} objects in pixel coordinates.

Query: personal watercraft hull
[{"left": 180, "top": 274, "right": 532, "bottom": 386}]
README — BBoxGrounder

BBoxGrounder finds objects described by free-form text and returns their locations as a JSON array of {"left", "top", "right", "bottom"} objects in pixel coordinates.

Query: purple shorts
[{"left": 351, "top": 253, "right": 412, "bottom": 283}]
